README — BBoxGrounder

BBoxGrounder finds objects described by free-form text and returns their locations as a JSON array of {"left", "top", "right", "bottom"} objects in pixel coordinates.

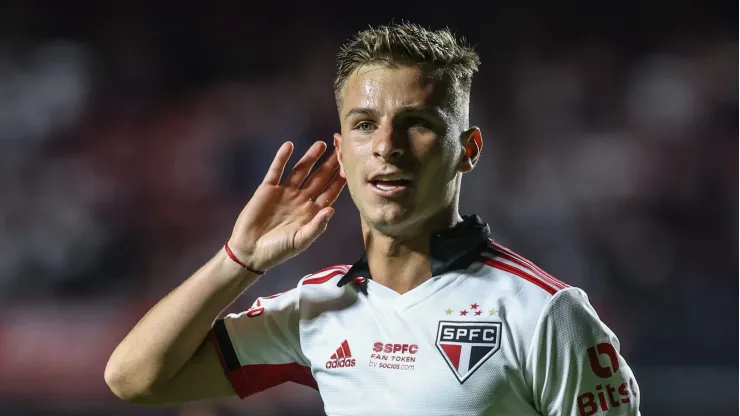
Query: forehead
[{"left": 340, "top": 64, "right": 452, "bottom": 116}]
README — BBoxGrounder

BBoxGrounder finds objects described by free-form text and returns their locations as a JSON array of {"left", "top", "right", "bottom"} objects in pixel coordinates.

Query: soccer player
[{"left": 105, "top": 23, "right": 641, "bottom": 416}]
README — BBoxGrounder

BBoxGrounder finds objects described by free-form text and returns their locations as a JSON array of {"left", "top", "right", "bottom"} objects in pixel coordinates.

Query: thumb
[{"left": 294, "top": 208, "right": 335, "bottom": 251}]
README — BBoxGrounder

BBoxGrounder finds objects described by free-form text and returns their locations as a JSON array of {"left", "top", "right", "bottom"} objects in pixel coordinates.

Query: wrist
[
  {"left": 224, "top": 239, "right": 267, "bottom": 275},
  {"left": 214, "top": 250, "right": 261, "bottom": 289}
]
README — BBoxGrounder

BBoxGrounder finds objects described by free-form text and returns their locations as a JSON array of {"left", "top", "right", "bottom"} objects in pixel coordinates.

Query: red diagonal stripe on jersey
[
  {"left": 335, "top": 346, "right": 345, "bottom": 358},
  {"left": 493, "top": 250, "right": 566, "bottom": 290},
  {"left": 489, "top": 241, "right": 568, "bottom": 289},
  {"left": 330, "top": 353, "right": 338, "bottom": 360},
  {"left": 482, "top": 259, "right": 557, "bottom": 295},
  {"left": 341, "top": 340, "right": 352, "bottom": 357},
  {"left": 440, "top": 344, "right": 462, "bottom": 370},
  {"left": 302, "top": 269, "right": 346, "bottom": 285}
]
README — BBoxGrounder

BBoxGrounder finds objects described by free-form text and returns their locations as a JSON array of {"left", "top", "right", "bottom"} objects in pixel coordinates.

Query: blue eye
[{"left": 355, "top": 121, "right": 375, "bottom": 131}]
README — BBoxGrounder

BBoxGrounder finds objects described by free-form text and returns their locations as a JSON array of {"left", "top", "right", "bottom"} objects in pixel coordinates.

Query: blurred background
[{"left": 0, "top": 1, "right": 736, "bottom": 415}]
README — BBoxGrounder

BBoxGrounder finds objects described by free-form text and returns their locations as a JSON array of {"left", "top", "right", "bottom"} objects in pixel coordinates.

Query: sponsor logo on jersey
[
  {"left": 368, "top": 342, "right": 418, "bottom": 371},
  {"left": 325, "top": 340, "right": 356, "bottom": 369},
  {"left": 577, "top": 379, "right": 638, "bottom": 416},
  {"left": 587, "top": 342, "right": 619, "bottom": 378},
  {"left": 372, "top": 342, "right": 418, "bottom": 354},
  {"left": 435, "top": 321, "right": 502, "bottom": 383},
  {"left": 577, "top": 342, "right": 638, "bottom": 416}
]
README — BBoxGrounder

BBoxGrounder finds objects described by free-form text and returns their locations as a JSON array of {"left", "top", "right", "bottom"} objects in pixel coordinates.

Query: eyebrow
[
  {"left": 343, "top": 105, "right": 444, "bottom": 121},
  {"left": 343, "top": 107, "right": 376, "bottom": 121}
]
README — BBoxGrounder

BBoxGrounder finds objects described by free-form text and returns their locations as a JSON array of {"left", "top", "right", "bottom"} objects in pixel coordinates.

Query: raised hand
[{"left": 227, "top": 141, "right": 346, "bottom": 272}]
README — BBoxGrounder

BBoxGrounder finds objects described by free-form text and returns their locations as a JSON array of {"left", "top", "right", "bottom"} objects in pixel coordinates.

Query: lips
[
  {"left": 368, "top": 171, "right": 413, "bottom": 182},
  {"left": 367, "top": 174, "right": 413, "bottom": 197}
]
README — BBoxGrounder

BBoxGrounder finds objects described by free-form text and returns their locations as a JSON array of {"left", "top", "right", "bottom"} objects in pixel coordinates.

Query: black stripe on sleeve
[{"left": 212, "top": 319, "right": 241, "bottom": 371}]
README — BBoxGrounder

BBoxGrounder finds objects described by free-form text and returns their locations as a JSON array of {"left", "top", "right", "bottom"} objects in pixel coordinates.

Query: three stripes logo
[{"left": 325, "top": 340, "right": 356, "bottom": 369}]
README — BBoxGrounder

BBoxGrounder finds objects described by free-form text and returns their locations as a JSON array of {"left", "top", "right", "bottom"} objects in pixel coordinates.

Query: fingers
[
  {"left": 313, "top": 171, "right": 347, "bottom": 208},
  {"left": 293, "top": 207, "right": 335, "bottom": 251},
  {"left": 284, "top": 142, "right": 328, "bottom": 188},
  {"left": 262, "top": 142, "right": 294, "bottom": 185},
  {"left": 301, "top": 150, "right": 339, "bottom": 196}
]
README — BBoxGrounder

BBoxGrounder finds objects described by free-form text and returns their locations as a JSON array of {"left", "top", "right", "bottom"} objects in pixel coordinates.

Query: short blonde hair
[{"left": 334, "top": 22, "right": 480, "bottom": 109}]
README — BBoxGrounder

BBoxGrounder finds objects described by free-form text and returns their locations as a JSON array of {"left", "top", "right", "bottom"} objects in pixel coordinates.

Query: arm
[
  {"left": 104, "top": 251, "right": 258, "bottom": 404},
  {"left": 104, "top": 141, "right": 345, "bottom": 405},
  {"left": 526, "top": 288, "right": 641, "bottom": 416}
]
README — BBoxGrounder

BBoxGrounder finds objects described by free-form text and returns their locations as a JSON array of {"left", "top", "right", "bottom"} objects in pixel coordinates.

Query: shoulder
[
  {"left": 292, "top": 264, "right": 358, "bottom": 320},
  {"left": 298, "top": 264, "right": 351, "bottom": 286},
  {"left": 293, "top": 264, "right": 354, "bottom": 302},
  {"left": 536, "top": 286, "right": 603, "bottom": 332},
  {"left": 474, "top": 241, "right": 582, "bottom": 340},
  {"left": 478, "top": 242, "right": 598, "bottom": 323},
  {"left": 240, "top": 264, "right": 352, "bottom": 319},
  {"left": 478, "top": 240, "right": 570, "bottom": 298},
  {"left": 247, "top": 264, "right": 351, "bottom": 310}
]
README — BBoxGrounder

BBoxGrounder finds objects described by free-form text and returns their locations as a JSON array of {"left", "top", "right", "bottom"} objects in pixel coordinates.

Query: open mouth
[
  {"left": 369, "top": 179, "right": 413, "bottom": 196},
  {"left": 370, "top": 179, "right": 412, "bottom": 191}
]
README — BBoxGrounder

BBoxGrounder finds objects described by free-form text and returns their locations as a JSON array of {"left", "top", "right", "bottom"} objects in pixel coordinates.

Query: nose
[{"left": 372, "top": 124, "right": 405, "bottom": 161}]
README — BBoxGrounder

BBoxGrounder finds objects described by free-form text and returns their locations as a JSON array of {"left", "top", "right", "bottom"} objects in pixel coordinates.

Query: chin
[{"left": 362, "top": 204, "right": 420, "bottom": 235}]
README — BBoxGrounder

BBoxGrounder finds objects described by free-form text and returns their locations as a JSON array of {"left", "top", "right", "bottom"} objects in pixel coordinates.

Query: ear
[
  {"left": 333, "top": 133, "right": 346, "bottom": 178},
  {"left": 458, "top": 127, "right": 483, "bottom": 173}
]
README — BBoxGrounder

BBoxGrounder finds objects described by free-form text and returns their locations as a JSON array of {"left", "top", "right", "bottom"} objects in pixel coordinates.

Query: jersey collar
[{"left": 337, "top": 214, "right": 492, "bottom": 293}]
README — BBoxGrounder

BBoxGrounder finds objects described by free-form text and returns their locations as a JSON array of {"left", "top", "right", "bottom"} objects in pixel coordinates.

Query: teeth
[{"left": 375, "top": 182, "right": 397, "bottom": 191}]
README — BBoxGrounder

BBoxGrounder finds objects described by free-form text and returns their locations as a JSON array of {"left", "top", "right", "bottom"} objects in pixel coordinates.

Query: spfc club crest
[{"left": 435, "top": 321, "right": 502, "bottom": 383}]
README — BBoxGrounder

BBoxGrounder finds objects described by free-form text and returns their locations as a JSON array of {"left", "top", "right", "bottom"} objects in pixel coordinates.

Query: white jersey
[{"left": 210, "top": 216, "right": 640, "bottom": 416}]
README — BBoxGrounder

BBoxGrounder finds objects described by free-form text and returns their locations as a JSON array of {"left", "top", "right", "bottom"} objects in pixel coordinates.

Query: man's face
[{"left": 335, "top": 65, "right": 476, "bottom": 234}]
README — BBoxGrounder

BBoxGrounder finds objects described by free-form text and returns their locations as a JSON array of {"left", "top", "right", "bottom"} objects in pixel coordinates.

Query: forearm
[{"left": 105, "top": 248, "right": 259, "bottom": 397}]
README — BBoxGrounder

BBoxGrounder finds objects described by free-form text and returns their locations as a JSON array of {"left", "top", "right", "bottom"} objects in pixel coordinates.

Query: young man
[{"left": 106, "top": 23, "right": 641, "bottom": 416}]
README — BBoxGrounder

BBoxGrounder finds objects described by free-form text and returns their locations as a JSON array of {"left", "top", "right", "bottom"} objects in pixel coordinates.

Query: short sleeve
[
  {"left": 209, "top": 288, "right": 317, "bottom": 398},
  {"left": 526, "top": 288, "right": 641, "bottom": 416}
]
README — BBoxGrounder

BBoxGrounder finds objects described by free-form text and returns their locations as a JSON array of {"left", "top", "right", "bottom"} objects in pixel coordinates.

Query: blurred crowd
[{"left": 0, "top": 2, "right": 736, "bottom": 415}]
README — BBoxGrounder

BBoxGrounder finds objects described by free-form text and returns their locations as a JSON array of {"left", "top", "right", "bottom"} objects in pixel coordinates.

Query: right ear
[
  {"left": 333, "top": 133, "right": 346, "bottom": 178},
  {"left": 457, "top": 127, "right": 483, "bottom": 173}
]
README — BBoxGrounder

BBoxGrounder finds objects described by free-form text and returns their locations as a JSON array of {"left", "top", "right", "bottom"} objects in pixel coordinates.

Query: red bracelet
[{"left": 224, "top": 239, "right": 266, "bottom": 275}]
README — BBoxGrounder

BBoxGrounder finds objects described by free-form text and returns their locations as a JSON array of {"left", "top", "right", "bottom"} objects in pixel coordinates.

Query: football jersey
[{"left": 210, "top": 215, "right": 641, "bottom": 416}]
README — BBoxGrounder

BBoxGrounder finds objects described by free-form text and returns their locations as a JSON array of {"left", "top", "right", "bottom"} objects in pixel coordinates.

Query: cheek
[
  {"left": 337, "top": 157, "right": 363, "bottom": 195},
  {"left": 340, "top": 139, "right": 370, "bottom": 178},
  {"left": 416, "top": 149, "right": 459, "bottom": 193},
  {"left": 438, "top": 139, "right": 463, "bottom": 174},
  {"left": 418, "top": 138, "right": 457, "bottom": 172}
]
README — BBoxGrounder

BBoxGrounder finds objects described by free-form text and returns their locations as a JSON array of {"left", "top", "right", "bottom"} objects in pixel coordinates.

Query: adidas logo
[{"left": 325, "top": 340, "right": 356, "bottom": 369}]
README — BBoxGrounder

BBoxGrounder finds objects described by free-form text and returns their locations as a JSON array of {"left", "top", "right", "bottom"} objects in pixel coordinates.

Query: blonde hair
[{"left": 334, "top": 22, "right": 480, "bottom": 109}]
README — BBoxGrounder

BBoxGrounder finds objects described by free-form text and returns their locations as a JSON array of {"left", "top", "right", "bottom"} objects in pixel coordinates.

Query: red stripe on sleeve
[
  {"left": 302, "top": 269, "right": 345, "bottom": 285},
  {"left": 490, "top": 241, "right": 569, "bottom": 289},
  {"left": 209, "top": 329, "right": 316, "bottom": 398},
  {"left": 482, "top": 259, "right": 558, "bottom": 295},
  {"left": 238, "top": 363, "right": 318, "bottom": 396}
]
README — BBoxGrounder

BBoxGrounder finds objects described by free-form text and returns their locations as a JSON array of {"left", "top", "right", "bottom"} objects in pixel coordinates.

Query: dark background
[{"left": 0, "top": 1, "right": 736, "bottom": 415}]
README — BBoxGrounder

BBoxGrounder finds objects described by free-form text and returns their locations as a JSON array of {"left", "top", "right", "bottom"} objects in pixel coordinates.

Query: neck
[{"left": 362, "top": 206, "right": 462, "bottom": 294}]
